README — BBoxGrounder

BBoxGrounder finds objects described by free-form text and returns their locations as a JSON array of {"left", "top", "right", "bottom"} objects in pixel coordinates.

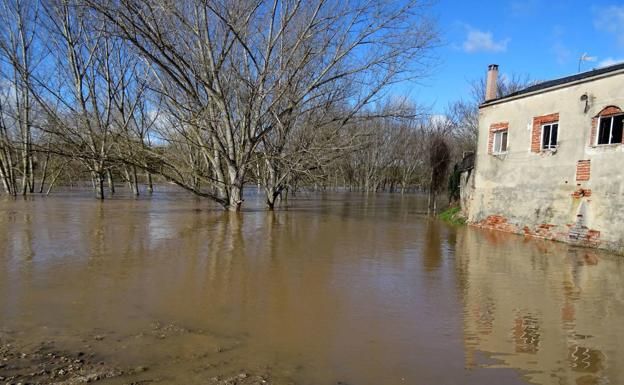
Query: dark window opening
[
  {"left": 542, "top": 123, "right": 558, "bottom": 150},
  {"left": 597, "top": 114, "right": 624, "bottom": 145}
]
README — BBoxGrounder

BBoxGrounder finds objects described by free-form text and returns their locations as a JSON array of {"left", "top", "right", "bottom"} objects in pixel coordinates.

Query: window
[
  {"left": 541, "top": 122, "right": 558, "bottom": 150},
  {"left": 493, "top": 130, "right": 508, "bottom": 154},
  {"left": 597, "top": 114, "right": 624, "bottom": 145}
]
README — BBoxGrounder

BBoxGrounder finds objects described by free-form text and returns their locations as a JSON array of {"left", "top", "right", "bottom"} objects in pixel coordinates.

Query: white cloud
[
  {"left": 598, "top": 57, "right": 624, "bottom": 68},
  {"left": 462, "top": 28, "right": 510, "bottom": 53},
  {"left": 593, "top": 5, "right": 624, "bottom": 46}
]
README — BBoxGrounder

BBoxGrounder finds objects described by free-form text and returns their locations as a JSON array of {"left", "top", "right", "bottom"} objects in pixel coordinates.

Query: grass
[{"left": 439, "top": 205, "right": 466, "bottom": 225}]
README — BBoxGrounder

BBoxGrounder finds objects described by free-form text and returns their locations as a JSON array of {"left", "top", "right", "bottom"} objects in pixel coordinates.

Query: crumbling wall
[{"left": 468, "top": 73, "right": 624, "bottom": 254}]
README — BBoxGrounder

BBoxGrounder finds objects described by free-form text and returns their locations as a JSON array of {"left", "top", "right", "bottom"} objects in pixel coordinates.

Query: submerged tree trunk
[
  {"left": 427, "top": 187, "right": 438, "bottom": 215},
  {"left": 27, "top": 148, "right": 34, "bottom": 193},
  {"left": 93, "top": 169, "right": 104, "bottom": 200},
  {"left": 265, "top": 189, "right": 281, "bottom": 210},
  {"left": 39, "top": 150, "right": 51, "bottom": 194},
  {"left": 131, "top": 165, "right": 139, "bottom": 196},
  {"left": 147, "top": 173, "right": 153, "bottom": 194},
  {"left": 123, "top": 166, "right": 132, "bottom": 191},
  {"left": 263, "top": 160, "right": 282, "bottom": 210},
  {"left": 1, "top": 147, "right": 17, "bottom": 196},
  {"left": 0, "top": 155, "right": 13, "bottom": 195},
  {"left": 46, "top": 166, "right": 65, "bottom": 196},
  {"left": 228, "top": 184, "right": 243, "bottom": 212},
  {"left": 107, "top": 169, "right": 115, "bottom": 195},
  {"left": 226, "top": 166, "right": 245, "bottom": 212}
]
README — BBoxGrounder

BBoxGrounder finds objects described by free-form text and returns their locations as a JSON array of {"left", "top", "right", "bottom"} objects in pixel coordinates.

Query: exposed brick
[
  {"left": 587, "top": 229, "right": 601, "bottom": 240},
  {"left": 590, "top": 118, "right": 598, "bottom": 146},
  {"left": 478, "top": 214, "right": 518, "bottom": 233},
  {"left": 576, "top": 160, "right": 591, "bottom": 181},
  {"left": 488, "top": 122, "right": 509, "bottom": 154},
  {"left": 469, "top": 219, "right": 603, "bottom": 249},
  {"left": 571, "top": 188, "right": 591, "bottom": 198},
  {"left": 531, "top": 113, "right": 559, "bottom": 153},
  {"left": 597, "top": 105, "right": 622, "bottom": 117}
]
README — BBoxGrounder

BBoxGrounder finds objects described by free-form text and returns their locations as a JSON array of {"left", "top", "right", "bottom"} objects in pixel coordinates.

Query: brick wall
[
  {"left": 590, "top": 106, "right": 622, "bottom": 146},
  {"left": 531, "top": 113, "right": 559, "bottom": 153},
  {"left": 488, "top": 122, "right": 509, "bottom": 154},
  {"left": 576, "top": 160, "right": 591, "bottom": 181}
]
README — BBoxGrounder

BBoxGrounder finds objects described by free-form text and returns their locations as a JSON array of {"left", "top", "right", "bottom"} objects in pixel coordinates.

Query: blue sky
[{"left": 410, "top": 0, "right": 624, "bottom": 113}]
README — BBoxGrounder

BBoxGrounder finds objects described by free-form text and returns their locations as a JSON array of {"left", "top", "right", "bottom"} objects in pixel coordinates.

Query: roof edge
[{"left": 479, "top": 62, "right": 624, "bottom": 109}]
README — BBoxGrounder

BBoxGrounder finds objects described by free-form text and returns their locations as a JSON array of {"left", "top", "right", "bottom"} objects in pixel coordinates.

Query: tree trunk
[
  {"left": 428, "top": 189, "right": 438, "bottom": 215},
  {"left": 97, "top": 176, "right": 105, "bottom": 200},
  {"left": 0, "top": 167, "right": 9, "bottom": 194},
  {"left": 1, "top": 147, "right": 17, "bottom": 196},
  {"left": 0, "top": 155, "right": 12, "bottom": 195},
  {"left": 123, "top": 166, "right": 132, "bottom": 191},
  {"left": 21, "top": 141, "right": 29, "bottom": 195},
  {"left": 227, "top": 166, "right": 245, "bottom": 212},
  {"left": 132, "top": 165, "right": 139, "bottom": 196},
  {"left": 147, "top": 173, "right": 154, "bottom": 194},
  {"left": 28, "top": 149, "right": 34, "bottom": 193},
  {"left": 266, "top": 189, "right": 281, "bottom": 210},
  {"left": 107, "top": 169, "right": 115, "bottom": 195},
  {"left": 93, "top": 170, "right": 104, "bottom": 200},
  {"left": 264, "top": 159, "right": 280, "bottom": 210},
  {"left": 46, "top": 167, "right": 64, "bottom": 196},
  {"left": 39, "top": 151, "right": 50, "bottom": 194},
  {"left": 228, "top": 184, "right": 243, "bottom": 212}
]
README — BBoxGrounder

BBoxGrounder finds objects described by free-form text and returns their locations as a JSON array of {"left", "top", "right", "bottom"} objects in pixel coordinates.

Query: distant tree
[
  {"left": 0, "top": 0, "right": 41, "bottom": 195},
  {"left": 447, "top": 73, "right": 536, "bottom": 153},
  {"left": 85, "top": 0, "right": 439, "bottom": 211}
]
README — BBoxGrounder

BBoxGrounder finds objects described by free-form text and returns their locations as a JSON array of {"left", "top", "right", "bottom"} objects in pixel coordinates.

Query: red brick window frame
[
  {"left": 591, "top": 106, "right": 623, "bottom": 146},
  {"left": 531, "top": 113, "right": 559, "bottom": 153},
  {"left": 488, "top": 122, "right": 509, "bottom": 155}
]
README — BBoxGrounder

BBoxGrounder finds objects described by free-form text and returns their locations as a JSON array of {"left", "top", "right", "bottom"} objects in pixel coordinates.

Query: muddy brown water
[{"left": 1, "top": 188, "right": 623, "bottom": 385}]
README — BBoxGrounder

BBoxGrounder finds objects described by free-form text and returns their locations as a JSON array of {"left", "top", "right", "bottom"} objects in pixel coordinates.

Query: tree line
[{"left": 0, "top": 0, "right": 530, "bottom": 211}]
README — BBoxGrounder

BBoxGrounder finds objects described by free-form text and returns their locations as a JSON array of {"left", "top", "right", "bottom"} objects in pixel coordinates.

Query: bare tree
[
  {"left": 447, "top": 73, "right": 536, "bottom": 153},
  {"left": 427, "top": 134, "right": 450, "bottom": 214},
  {"left": 0, "top": 0, "right": 42, "bottom": 194},
  {"left": 0, "top": 0, "right": 442, "bottom": 205},
  {"left": 33, "top": 1, "right": 134, "bottom": 199},
  {"left": 85, "top": 0, "right": 437, "bottom": 210}
]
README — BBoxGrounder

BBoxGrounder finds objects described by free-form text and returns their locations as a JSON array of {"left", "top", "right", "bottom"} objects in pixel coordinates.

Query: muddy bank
[
  {"left": 0, "top": 333, "right": 122, "bottom": 385},
  {"left": 0, "top": 323, "right": 287, "bottom": 385}
]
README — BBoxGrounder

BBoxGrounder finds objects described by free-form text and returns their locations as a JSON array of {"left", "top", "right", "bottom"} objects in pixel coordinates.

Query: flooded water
[{"left": 1, "top": 189, "right": 623, "bottom": 385}]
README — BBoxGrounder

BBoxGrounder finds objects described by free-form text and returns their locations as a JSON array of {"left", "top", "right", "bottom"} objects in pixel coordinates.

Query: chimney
[{"left": 485, "top": 64, "right": 499, "bottom": 101}]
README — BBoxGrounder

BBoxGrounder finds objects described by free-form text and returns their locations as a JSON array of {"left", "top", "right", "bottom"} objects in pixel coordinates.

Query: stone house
[{"left": 466, "top": 63, "right": 624, "bottom": 253}]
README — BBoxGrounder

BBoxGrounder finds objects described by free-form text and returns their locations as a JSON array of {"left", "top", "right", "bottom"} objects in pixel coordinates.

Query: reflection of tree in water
[{"left": 423, "top": 219, "right": 441, "bottom": 271}]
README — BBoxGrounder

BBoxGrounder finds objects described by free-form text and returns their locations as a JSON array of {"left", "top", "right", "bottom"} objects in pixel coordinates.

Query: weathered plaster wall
[
  {"left": 459, "top": 169, "right": 474, "bottom": 218},
  {"left": 468, "top": 72, "right": 624, "bottom": 253}
]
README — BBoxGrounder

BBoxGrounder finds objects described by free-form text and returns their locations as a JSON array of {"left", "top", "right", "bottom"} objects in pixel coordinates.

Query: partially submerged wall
[{"left": 468, "top": 72, "right": 624, "bottom": 254}]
